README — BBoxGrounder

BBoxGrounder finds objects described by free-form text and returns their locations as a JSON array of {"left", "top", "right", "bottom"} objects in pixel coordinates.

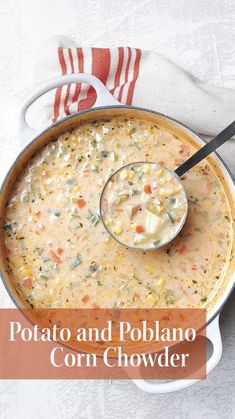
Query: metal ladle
[{"left": 100, "top": 121, "right": 235, "bottom": 250}]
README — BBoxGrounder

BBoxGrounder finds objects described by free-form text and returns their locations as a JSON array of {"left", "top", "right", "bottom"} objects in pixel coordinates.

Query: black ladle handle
[{"left": 175, "top": 121, "right": 235, "bottom": 178}]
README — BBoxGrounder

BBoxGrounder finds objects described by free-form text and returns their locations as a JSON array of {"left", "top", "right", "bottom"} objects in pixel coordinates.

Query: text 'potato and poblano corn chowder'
[{"left": 4, "top": 117, "right": 234, "bottom": 309}]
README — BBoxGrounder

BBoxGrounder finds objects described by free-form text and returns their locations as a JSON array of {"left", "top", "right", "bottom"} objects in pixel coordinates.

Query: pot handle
[
  {"left": 132, "top": 314, "right": 222, "bottom": 393},
  {"left": 19, "top": 73, "right": 120, "bottom": 145}
]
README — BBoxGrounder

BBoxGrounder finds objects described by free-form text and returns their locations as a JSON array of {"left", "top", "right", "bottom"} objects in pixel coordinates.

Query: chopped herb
[
  {"left": 167, "top": 212, "right": 175, "bottom": 224},
  {"left": 90, "top": 213, "right": 100, "bottom": 226},
  {"left": 50, "top": 209, "right": 61, "bottom": 217},
  {"left": 201, "top": 297, "right": 207, "bottom": 303},
  {"left": 131, "top": 188, "right": 140, "bottom": 196},
  {"left": 71, "top": 208, "right": 80, "bottom": 218},
  {"left": 76, "top": 222, "right": 83, "bottom": 229},
  {"left": 42, "top": 256, "right": 51, "bottom": 262},
  {"left": 129, "top": 127, "right": 136, "bottom": 135},
  {"left": 90, "top": 164, "right": 99, "bottom": 173},
  {"left": 89, "top": 262, "right": 99, "bottom": 273},
  {"left": 100, "top": 150, "right": 109, "bottom": 158},
  {"left": 77, "top": 155, "right": 84, "bottom": 163},
  {"left": 35, "top": 247, "right": 44, "bottom": 256},
  {"left": 4, "top": 222, "right": 18, "bottom": 236},
  {"left": 69, "top": 253, "right": 82, "bottom": 270},
  {"left": 67, "top": 178, "right": 74, "bottom": 185},
  {"left": 87, "top": 209, "right": 94, "bottom": 219},
  {"left": 164, "top": 289, "right": 176, "bottom": 305},
  {"left": 21, "top": 191, "right": 30, "bottom": 202},
  {"left": 170, "top": 198, "right": 176, "bottom": 205},
  {"left": 90, "top": 139, "right": 97, "bottom": 147},
  {"left": 153, "top": 240, "right": 161, "bottom": 247},
  {"left": 128, "top": 141, "right": 140, "bottom": 150},
  {"left": 39, "top": 272, "right": 50, "bottom": 279}
]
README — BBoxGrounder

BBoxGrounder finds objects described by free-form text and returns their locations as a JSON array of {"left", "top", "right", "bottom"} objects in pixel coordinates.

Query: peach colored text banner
[{"left": 0, "top": 308, "right": 206, "bottom": 379}]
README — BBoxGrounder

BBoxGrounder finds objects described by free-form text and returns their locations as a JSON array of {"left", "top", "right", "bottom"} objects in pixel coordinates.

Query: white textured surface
[{"left": 0, "top": 0, "right": 234, "bottom": 417}]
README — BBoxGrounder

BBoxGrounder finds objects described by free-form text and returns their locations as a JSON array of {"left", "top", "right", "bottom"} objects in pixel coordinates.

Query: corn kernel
[
  {"left": 105, "top": 218, "right": 113, "bottom": 226},
  {"left": 19, "top": 266, "right": 32, "bottom": 278},
  {"left": 114, "top": 228, "right": 123, "bottom": 236},
  {"left": 119, "top": 194, "right": 129, "bottom": 203},
  {"left": 72, "top": 185, "right": 80, "bottom": 193},
  {"left": 156, "top": 276, "right": 166, "bottom": 287},
  {"left": 128, "top": 171, "right": 135, "bottom": 180},
  {"left": 155, "top": 169, "right": 163, "bottom": 177},
  {"left": 146, "top": 294, "right": 156, "bottom": 306},
  {"left": 55, "top": 277, "right": 61, "bottom": 285}
]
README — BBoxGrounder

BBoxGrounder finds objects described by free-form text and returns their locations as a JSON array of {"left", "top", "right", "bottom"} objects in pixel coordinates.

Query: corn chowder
[
  {"left": 4, "top": 117, "right": 233, "bottom": 309},
  {"left": 101, "top": 162, "right": 188, "bottom": 249}
]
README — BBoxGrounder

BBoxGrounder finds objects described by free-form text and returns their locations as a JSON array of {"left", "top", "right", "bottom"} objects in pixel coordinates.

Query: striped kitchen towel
[{"left": 29, "top": 36, "right": 235, "bottom": 136}]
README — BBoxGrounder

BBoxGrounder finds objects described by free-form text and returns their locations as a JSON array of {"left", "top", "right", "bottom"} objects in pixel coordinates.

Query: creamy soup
[
  {"left": 101, "top": 162, "right": 188, "bottom": 249},
  {"left": 4, "top": 117, "right": 233, "bottom": 309}
]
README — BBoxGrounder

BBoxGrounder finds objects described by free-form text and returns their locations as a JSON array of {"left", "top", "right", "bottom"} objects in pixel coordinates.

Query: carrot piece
[
  {"left": 131, "top": 205, "right": 141, "bottom": 218},
  {"left": 135, "top": 225, "right": 145, "bottom": 234},
  {"left": 178, "top": 244, "right": 187, "bottom": 255},
  {"left": 22, "top": 277, "right": 33, "bottom": 288},
  {"left": 82, "top": 294, "right": 90, "bottom": 304},
  {"left": 158, "top": 161, "right": 165, "bottom": 166},
  {"left": 77, "top": 198, "right": 86, "bottom": 208},
  {"left": 57, "top": 247, "right": 64, "bottom": 255},
  {"left": 35, "top": 211, "right": 41, "bottom": 217},
  {"left": 144, "top": 184, "right": 152, "bottom": 194},
  {"left": 50, "top": 250, "right": 62, "bottom": 264}
]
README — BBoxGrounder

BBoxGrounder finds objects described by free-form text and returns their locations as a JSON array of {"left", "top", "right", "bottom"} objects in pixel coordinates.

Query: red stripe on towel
[
  {"left": 53, "top": 46, "right": 141, "bottom": 120},
  {"left": 78, "top": 48, "right": 111, "bottom": 110},
  {"left": 126, "top": 48, "right": 141, "bottom": 105},
  {"left": 110, "top": 47, "right": 124, "bottom": 95},
  {"left": 118, "top": 47, "right": 132, "bottom": 102}
]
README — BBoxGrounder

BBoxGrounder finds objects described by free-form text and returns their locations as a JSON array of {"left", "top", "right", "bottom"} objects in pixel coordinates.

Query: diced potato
[
  {"left": 145, "top": 212, "right": 165, "bottom": 235},
  {"left": 120, "top": 169, "right": 128, "bottom": 180},
  {"left": 159, "top": 187, "right": 179, "bottom": 197},
  {"left": 143, "top": 164, "right": 150, "bottom": 173}
]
